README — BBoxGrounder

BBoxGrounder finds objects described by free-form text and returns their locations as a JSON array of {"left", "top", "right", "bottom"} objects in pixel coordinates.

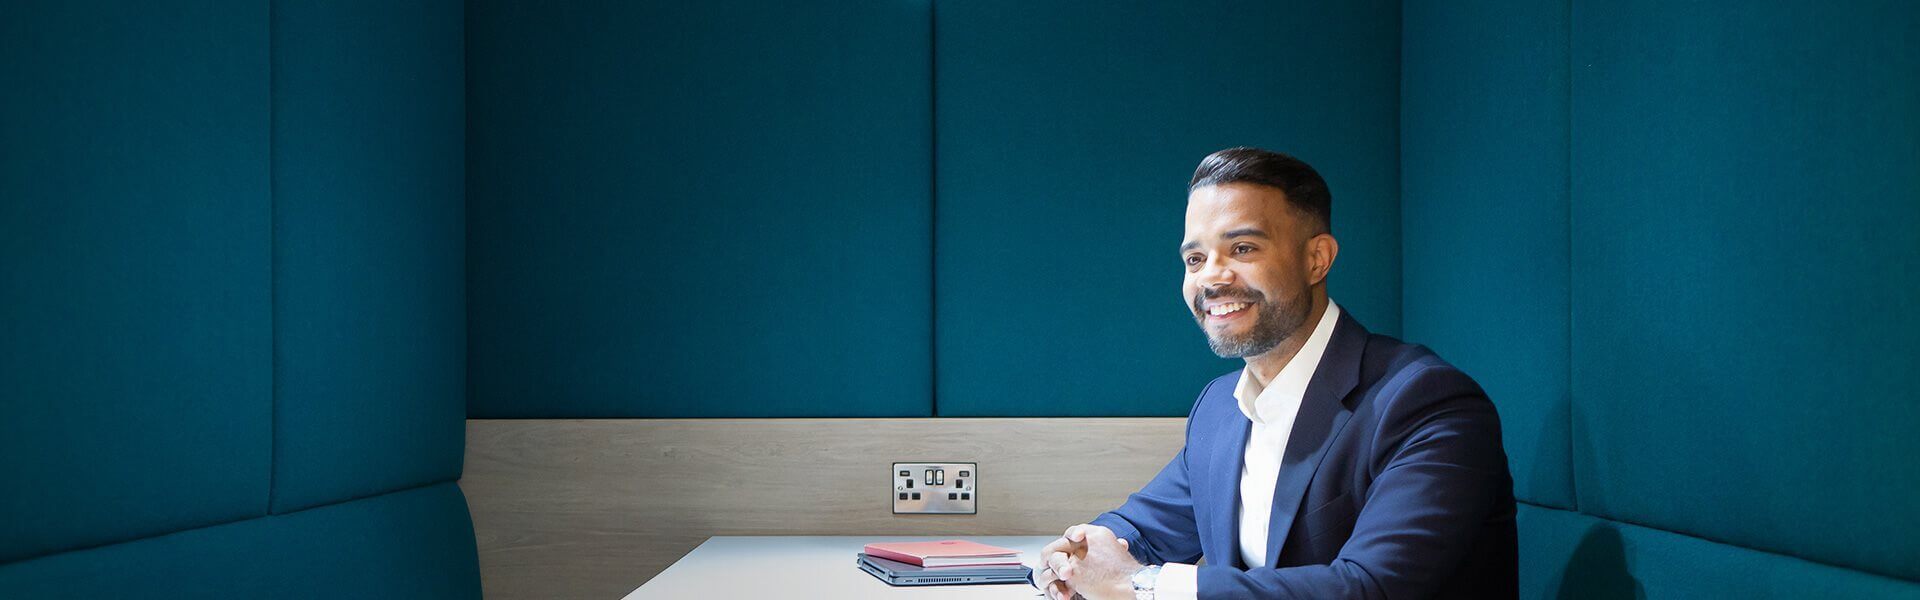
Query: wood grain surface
[{"left": 460, "top": 418, "right": 1186, "bottom": 599}]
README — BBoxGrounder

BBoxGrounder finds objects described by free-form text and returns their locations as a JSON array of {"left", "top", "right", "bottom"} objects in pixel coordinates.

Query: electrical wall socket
[{"left": 892, "top": 462, "right": 976, "bottom": 514}]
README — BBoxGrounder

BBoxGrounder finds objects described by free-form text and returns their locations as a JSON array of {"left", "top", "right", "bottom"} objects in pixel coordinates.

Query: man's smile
[{"left": 1202, "top": 300, "right": 1255, "bottom": 323}]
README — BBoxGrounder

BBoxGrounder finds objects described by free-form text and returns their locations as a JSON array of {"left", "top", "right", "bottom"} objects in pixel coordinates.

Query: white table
[{"left": 624, "top": 536, "right": 1058, "bottom": 599}]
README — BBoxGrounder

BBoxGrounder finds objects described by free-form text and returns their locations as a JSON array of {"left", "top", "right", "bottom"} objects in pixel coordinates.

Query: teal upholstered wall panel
[
  {"left": 466, "top": 0, "right": 934, "bottom": 417},
  {"left": 1517, "top": 503, "right": 1920, "bottom": 599},
  {"left": 1401, "top": 1, "right": 1573, "bottom": 508},
  {"left": 0, "top": 483, "right": 481, "bottom": 599},
  {"left": 269, "top": 0, "right": 468, "bottom": 513},
  {"left": 1571, "top": 0, "right": 1920, "bottom": 581},
  {"left": 3, "top": 2, "right": 478, "bottom": 595},
  {"left": 0, "top": 0, "right": 271, "bottom": 563},
  {"left": 933, "top": 0, "right": 1402, "bottom": 416}
]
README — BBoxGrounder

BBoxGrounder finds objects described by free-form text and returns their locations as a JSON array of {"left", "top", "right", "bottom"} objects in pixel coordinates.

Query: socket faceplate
[{"left": 892, "top": 462, "right": 976, "bottom": 514}]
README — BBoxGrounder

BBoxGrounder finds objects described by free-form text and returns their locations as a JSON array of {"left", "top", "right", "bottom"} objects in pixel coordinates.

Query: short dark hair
[{"left": 1188, "top": 147, "right": 1332, "bottom": 234}]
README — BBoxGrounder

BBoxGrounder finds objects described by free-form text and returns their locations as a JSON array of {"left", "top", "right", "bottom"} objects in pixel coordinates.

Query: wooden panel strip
[{"left": 461, "top": 418, "right": 1185, "bottom": 600}]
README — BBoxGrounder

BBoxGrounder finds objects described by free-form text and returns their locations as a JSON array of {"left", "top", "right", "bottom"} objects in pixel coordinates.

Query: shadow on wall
[{"left": 1555, "top": 525, "right": 1643, "bottom": 600}]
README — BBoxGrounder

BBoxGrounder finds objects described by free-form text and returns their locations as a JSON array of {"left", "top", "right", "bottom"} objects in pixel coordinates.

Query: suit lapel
[
  {"left": 1204, "top": 371, "right": 1251, "bottom": 570},
  {"left": 1262, "top": 310, "right": 1366, "bottom": 567}
]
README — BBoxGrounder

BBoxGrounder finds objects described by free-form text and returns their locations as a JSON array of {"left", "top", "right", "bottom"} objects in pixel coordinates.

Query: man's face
[{"left": 1179, "top": 183, "right": 1318, "bottom": 358}]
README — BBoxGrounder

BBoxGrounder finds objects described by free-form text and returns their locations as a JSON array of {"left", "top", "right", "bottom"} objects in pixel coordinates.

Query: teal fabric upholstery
[
  {"left": 270, "top": 0, "right": 469, "bottom": 513},
  {"left": 0, "top": 483, "right": 481, "bottom": 599},
  {"left": 1571, "top": 0, "right": 1920, "bottom": 580},
  {"left": 1518, "top": 504, "right": 1920, "bottom": 599},
  {"left": 931, "top": 0, "right": 1402, "bottom": 416},
  {"left": 0, "top": 0, "right": 272, "bottom": 563},
  {"left": 1401, "top": 0, "right": 1574, "bottom": 508},
  {"left": 1, "top": 0, "right": 479, "bottom": 596},
  {"left": 464, "top": 0, "right": 936, "bottom": 418},
  {"left": 7, "top": 0, "right": 1914, "bottom": 597},
  {"left": 1406, "top": 0, "right": 1920, "bottom": 593}
]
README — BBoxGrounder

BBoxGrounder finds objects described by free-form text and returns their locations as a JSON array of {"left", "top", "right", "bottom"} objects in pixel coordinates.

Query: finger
[
  {"left": 1070, "top": 524, "right": 1111, "bottom": 545},
  {"left": 1046, "top": 551, "right": 1069, "bottom": 569},
  {"left": 1040, "top": 536, "right": 1071, "bottom": 556},
  {"left": 1064, "top": 524, "right": 1087, "bottom": 543},
  {"left": 1054, "top": 531, "right": 1088, "bottom": 558},
  {"left": 1047, "top": 579, "right": 1072, "bottom": 600},
  {"left": 1046, "top": 553, "right": 1072, "bottom": 580},
  {"left": 1119, "top": 538, "right": 1130, "bottom": 548}
]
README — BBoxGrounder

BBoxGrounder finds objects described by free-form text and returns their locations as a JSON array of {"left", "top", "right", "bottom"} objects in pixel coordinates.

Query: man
[{"left": 1035, "top": 148, "right": 1517, "bottom": 600}]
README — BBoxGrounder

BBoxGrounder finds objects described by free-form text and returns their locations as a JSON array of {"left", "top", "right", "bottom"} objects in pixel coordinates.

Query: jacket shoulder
[
  {"left": 1359, "top": 334, "right": 1488, "bottom": 402},
  {"left": 1361, "top": 332, "right": 1446, "bottom": 375}
]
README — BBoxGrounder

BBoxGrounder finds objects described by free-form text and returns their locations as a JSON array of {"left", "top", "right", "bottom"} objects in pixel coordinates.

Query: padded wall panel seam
[
  {"left": 268, "top": 0, "right": 281, "bottom": 515},
  {"left": 1517, "top": 504, "right": 1920, "bottom": 596},
  {"left": 1518, "top": 501, "right": 1920, "bottom": 585},
  {"left": 1562, "top": 0, "right": 1577, "bottom": 515},
  {"left": 0, "top": 481, "right": 482, "bottom": 598},
  {"left": 1520, "top": 507, "right": 1912, "bottom": 596},
  {"left": 1, "top": 476, "right": 462, "bottom": 570},
  {"left": 928, "top": 2, "right": 940, "bottom": 416}
]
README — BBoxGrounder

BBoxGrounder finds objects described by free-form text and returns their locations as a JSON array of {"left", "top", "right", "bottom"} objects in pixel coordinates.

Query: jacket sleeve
[
  {"left": 1087, "top": 378, "right": 1222, "bottom": 566},
  {"left": 1195, "top": 364, "right": 1509, "bottom": 599}
]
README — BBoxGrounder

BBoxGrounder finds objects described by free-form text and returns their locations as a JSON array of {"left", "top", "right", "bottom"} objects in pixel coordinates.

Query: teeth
[{"left": 1207, "top": 303, "right": 1249, "bottom": 316}]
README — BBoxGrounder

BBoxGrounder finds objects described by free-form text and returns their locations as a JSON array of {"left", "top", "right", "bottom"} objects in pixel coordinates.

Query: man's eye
[
  {"left": 1234, "top": 245, "right": 1255, "bottom": 255},
  {"left": 1185, "top": 255, "right": 1203, "bottom": 266}
]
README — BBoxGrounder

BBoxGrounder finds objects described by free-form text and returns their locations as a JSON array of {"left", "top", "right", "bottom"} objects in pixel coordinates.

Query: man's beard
[{"left": 1195, "top": 285, "right": 1311, "bottom": 358}]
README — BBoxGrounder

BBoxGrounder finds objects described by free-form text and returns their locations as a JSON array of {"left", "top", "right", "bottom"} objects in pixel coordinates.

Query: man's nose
[{"left": 1195, "top": 255, "right": 1235, "bottom": 289}]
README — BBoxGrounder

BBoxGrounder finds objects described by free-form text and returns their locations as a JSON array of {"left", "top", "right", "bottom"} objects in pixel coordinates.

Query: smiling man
[{"left": 1034, "top": 148, "right": 1517, "bottom": 600}]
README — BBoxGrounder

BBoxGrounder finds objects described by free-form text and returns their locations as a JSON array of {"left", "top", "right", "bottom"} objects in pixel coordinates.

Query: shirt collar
[{"left": 1232, "top": 300, "right": 1342, "bottom": 424}]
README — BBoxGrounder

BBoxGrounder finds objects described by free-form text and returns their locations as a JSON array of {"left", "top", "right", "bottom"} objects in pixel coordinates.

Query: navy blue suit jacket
[{"left": 1091, "top": 310, "right": 1517, "bottom": 599}]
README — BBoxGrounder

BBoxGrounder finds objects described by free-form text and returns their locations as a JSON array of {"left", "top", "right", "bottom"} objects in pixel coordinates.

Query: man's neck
[{"left": 1241, "top": 295, "right": 1331, "bottom": 393}]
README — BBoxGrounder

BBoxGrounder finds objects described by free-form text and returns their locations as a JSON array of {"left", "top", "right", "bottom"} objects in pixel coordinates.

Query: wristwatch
[{"left": 1130, "top": 564, "right": 1162, "bottom": 600}]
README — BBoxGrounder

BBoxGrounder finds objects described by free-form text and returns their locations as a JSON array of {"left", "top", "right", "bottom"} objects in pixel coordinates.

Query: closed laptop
[{"left": 855, "top": 553, "right": 1032, "bottom": 586}]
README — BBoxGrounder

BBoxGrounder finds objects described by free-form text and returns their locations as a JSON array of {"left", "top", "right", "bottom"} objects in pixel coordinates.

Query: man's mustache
[{"left": 1194, "top": 286, "right": 1266, "bottom": 313}]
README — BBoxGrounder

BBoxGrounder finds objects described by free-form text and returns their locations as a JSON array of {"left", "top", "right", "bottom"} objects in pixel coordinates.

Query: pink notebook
[{"left": 863, "top": 540, "right": 1023, "bottom": 568}]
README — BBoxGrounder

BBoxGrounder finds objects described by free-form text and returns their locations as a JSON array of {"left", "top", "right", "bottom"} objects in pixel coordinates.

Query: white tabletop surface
[{"left": 624, "top": 535, "right": 1059, "bottom": 599}]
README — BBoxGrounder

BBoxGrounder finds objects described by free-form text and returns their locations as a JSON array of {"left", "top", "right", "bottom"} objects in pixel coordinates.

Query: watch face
[{"left": 1130, "top": 565, "right": 1161, "bottom": 592}]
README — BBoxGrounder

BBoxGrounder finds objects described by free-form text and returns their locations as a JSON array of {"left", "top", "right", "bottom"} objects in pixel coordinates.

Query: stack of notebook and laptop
[{"left": 856, "top": 540, "right": 1032, "bottom": 586}]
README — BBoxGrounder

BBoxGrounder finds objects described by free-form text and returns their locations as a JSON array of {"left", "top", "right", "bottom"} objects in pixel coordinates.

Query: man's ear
[{"left": 1307, "top": 232, "right": 1339, "bottom": 286}]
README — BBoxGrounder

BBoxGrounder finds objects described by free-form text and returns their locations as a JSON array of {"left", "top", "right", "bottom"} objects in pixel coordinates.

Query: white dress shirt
[{"left": 1156, "top": 301, "right": 1342, "bottom": 599}]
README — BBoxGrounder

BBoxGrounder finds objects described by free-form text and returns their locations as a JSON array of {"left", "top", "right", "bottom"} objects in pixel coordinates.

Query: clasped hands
[{"left": 1034, "top": 524, "right": 1145, "bottom": 600}]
